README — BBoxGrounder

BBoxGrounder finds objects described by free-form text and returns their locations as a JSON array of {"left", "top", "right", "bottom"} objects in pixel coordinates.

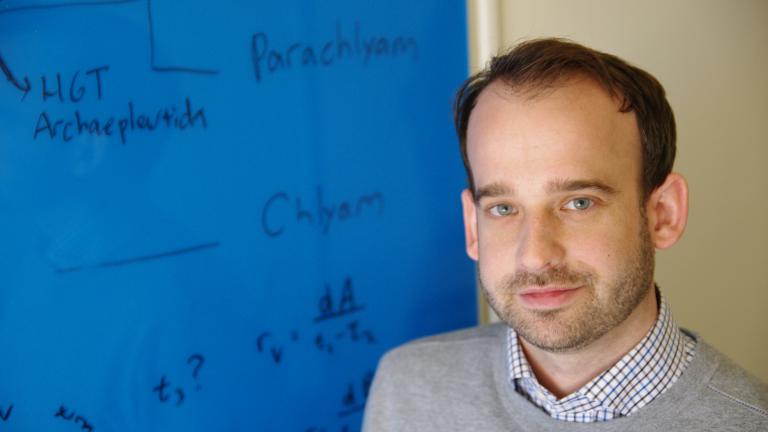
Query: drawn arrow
[{"left": 0, "top": 53, "right": 31, "bottom": 100}]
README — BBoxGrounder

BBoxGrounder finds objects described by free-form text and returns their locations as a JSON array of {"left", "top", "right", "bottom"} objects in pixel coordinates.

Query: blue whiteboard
[{"left": 0, "top": 1, "right": 475, "bottom": 430}]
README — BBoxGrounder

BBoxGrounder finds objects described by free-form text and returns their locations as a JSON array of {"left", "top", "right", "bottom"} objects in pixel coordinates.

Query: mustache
[{"left": 503, "top": 267, "right": 594, "bottom": 291}]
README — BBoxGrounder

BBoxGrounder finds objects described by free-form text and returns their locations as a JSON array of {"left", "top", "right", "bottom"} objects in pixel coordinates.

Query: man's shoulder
[
  {"left": 662, "top": 334, "right": 768, "bottom": 430},
  {"left": 696, "top": 338, "right": 768, "bottom": 420},
  {"left": 380, "top": 322, "right": 506, "bottom": 370},
  {"left": 363, "top": 323, "right": 513, "bottom": 431},
  {"left": 369, "top": 323, "right": 508, "bottom": 406},
  {"left": 400, "top": 322, "right": 507, "bottom": 347}
]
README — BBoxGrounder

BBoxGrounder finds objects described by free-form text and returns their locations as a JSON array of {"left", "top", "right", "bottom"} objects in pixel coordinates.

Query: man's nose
[{"left": 515, "top": 212, "right": 565, "bottom": 272}]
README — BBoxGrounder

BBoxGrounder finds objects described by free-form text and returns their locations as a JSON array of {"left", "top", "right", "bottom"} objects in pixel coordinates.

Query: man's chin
[
  {"left": 516, "top": 329, "right": 599, "bottom": 353},
  {"left": 501, "top": 309, "right": 602, "bottom": 353}
]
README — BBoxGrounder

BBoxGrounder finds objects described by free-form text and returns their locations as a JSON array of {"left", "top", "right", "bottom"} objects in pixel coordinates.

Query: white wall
[{"left": 468, "top": 0, "right": 768, "bottom": 383}]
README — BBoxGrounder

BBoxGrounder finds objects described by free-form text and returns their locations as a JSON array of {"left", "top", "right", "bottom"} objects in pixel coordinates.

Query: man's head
[{"left": 455, "top": 39, "right": 689, "bottom": 353}]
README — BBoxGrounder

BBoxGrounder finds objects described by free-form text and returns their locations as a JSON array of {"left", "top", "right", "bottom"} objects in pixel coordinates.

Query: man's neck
[{"left": 519, "top": 287, "right": 659, "bottom": 399}]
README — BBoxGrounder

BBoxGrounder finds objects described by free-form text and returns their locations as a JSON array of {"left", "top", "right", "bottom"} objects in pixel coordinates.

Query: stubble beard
[{"left": 479, "top": 220, "right": 655, "bottom": 353}]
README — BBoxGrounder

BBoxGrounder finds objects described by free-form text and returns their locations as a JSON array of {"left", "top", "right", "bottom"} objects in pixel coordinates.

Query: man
[{"left": 363, "top": 39, "right": 767, "bottom": 431}]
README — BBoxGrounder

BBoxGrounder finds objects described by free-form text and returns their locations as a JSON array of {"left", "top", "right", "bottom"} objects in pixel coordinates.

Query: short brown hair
[{"left": 453, "top": 38, "right": 676, "bottom": 199}]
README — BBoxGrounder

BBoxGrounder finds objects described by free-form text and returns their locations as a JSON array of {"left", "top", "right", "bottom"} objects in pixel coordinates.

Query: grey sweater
[{"left": 363, "top": 323, "right": 768, "bottom": 431}]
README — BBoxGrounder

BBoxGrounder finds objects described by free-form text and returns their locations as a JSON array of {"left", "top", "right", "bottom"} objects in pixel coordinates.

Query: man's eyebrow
[
  {"left": 474, "top": 183, "right": 513, "bottom": 202},
  {"left": 473, "top": 179, "right": 618, "bottom": 202},
  {"left": 546, "top": 178, "right": 618, "bottom": 195}
]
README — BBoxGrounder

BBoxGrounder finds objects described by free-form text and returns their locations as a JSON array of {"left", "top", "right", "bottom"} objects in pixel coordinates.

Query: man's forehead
[{"left": 467, "top": 78, "right": 643, "bottom": 197}]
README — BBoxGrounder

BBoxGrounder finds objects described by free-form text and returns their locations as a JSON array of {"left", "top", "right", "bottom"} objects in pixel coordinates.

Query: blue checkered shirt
[{"left": 507, "top": 292, "right": 697, "bottom": 422}]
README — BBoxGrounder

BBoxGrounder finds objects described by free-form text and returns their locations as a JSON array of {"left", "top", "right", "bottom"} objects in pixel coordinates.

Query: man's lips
[
  {"left": 518, "top": 285, "right": 581, "bottom": 295},
  {"left": 517, "top": 286, "right": 583, "bottom": 309}
]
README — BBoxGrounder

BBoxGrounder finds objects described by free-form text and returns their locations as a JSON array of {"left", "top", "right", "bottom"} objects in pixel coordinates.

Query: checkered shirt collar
[{"left": 506, "top": 291, "right": 697, "bottom": 422}]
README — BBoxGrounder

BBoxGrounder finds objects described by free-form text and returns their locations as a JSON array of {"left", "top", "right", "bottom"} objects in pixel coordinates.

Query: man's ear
[
  {"left": 461, "top": 188, "right": 479, "bottom": 261},
  {"left": 645, "top": 173, "right": 689, "bottom": 249}
]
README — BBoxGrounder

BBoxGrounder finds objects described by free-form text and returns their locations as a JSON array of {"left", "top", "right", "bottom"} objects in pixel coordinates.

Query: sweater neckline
[{"left": 492, "top": 327, "right": 718, "bottom": 430}]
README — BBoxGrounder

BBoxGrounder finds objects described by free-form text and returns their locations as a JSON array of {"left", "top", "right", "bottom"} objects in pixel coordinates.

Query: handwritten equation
[
  {"left": 304, "top": 369, "right": 374, "bottom": 432},
  {"left": 256, "top": 276, "right": 376, "bottom": 364},
  {"left": 152, "top": 354, "right": 206, "bottom": 407}
]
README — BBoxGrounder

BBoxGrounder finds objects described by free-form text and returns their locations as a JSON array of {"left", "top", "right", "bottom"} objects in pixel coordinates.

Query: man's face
[{"left": 461, "top": 78, "right": 656, "bottom": 353}]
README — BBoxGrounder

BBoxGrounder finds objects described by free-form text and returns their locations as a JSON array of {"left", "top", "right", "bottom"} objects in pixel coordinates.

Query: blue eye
[
  {"left": 564, "top": 198, "right": 593, "bottom": 210},
  {"left": 489, "top": 203, "right": 516, "bottom": 216}
]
